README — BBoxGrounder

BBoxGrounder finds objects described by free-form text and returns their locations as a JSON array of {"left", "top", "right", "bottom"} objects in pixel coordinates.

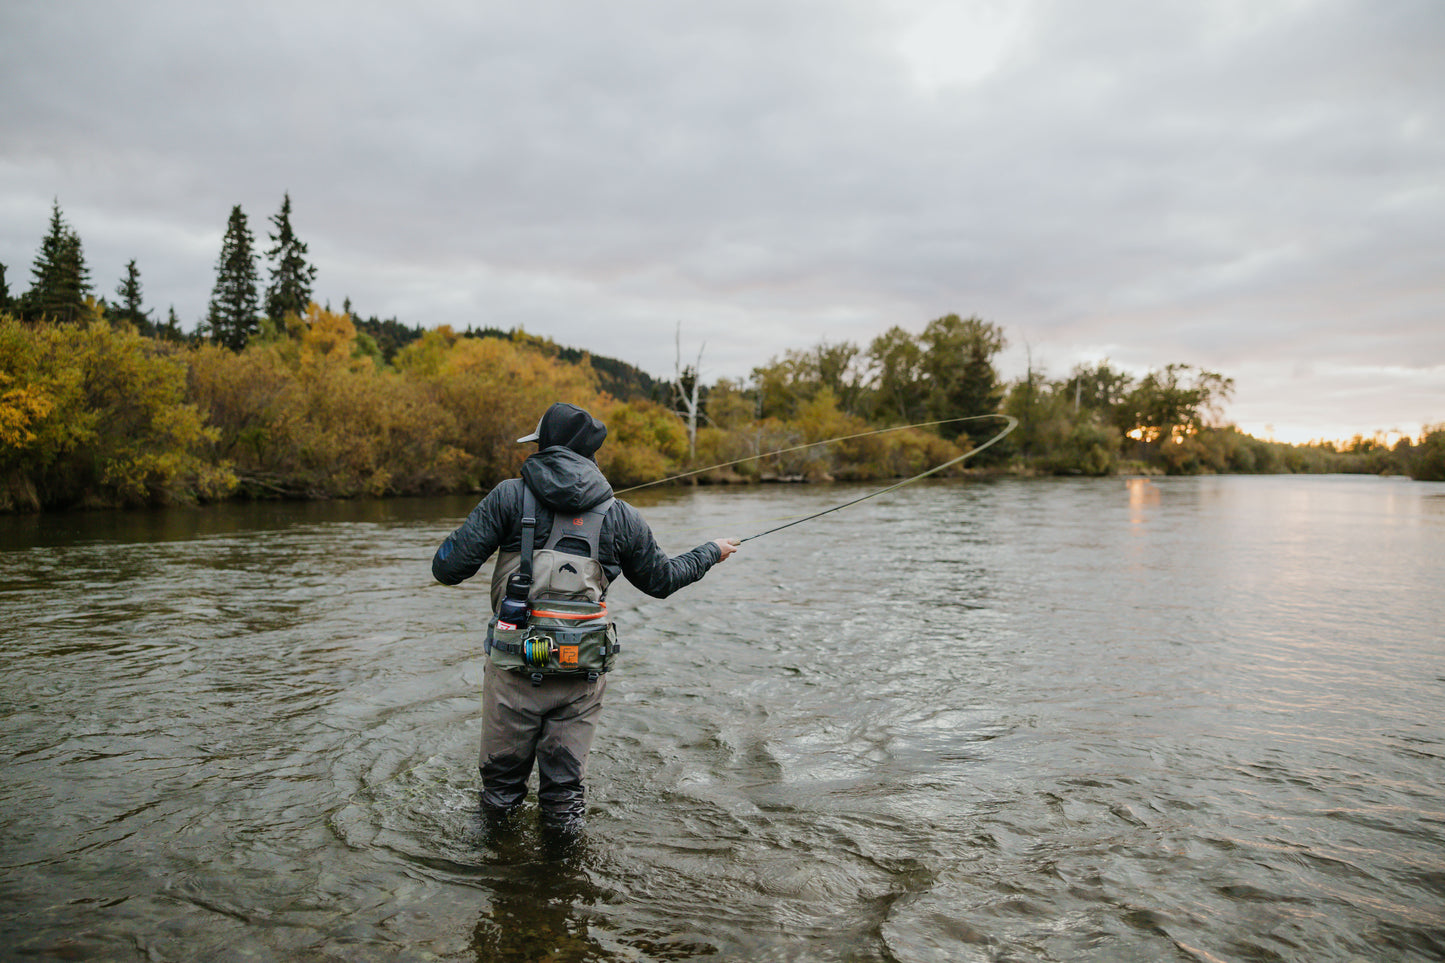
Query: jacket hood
[
  {"left": 517, "top": 403, "right": 607, "bottom": 457},
  {"left": 521, "top": 447, "right": 614, "bottom": 512}
]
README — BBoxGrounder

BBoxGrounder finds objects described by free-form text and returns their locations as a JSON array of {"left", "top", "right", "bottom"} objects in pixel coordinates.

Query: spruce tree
[
  {"left": 114, "top": 259, "right": 152, "bottom": 333},
  {"left": 23, "top": 199, "right": 93, "bottom": 324},
  {"left": 264, "top": 192, "right": 317, "bottom": 324},
  {"left": 162, "top": 305, "right": 184, "bottom": 342},
  {"left": 0, "top": 262, "right": 12, "bottom": 315},
  {"left": 206, "top": 204, "right": 261, "bottom": 350}
]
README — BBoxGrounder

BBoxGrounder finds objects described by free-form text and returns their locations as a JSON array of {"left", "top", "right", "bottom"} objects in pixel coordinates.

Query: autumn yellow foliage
[
  {"left": 1, "top": 307, "right": 992, "bottom": 512},
  {"left": 1, "top": 310, "right": 231, "bottom": 510}
]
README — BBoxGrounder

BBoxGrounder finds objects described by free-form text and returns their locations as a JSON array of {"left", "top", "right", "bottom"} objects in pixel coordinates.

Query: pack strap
[
  {"left": 520, "top": 485, "right": 538, "bottom": 581},
  {"left": 540, "top": 496, "right": 614, "bottom": 554}
]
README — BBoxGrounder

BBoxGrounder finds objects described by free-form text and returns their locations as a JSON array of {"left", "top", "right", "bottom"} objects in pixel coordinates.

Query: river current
[{"left": 1, "top": 474, "right": 1442, "bottom": 962}]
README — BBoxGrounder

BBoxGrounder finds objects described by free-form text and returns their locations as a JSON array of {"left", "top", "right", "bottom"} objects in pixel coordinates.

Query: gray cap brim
[{"left": 517, "top": 413, "right": 544, "bottom": 444}]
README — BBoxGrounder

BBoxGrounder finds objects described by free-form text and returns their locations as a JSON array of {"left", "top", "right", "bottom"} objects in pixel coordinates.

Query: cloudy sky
[{"left": 2, "top": 0, "right": 1440, "bottom": 443}]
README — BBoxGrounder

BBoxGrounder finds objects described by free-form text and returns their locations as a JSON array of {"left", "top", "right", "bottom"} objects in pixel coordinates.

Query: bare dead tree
[{"left": 674, "top": 322, "right": 705, "bottom": 462}]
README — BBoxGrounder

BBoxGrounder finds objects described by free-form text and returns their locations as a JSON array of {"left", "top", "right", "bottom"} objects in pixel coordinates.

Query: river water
[{"left": 1, "top": 474, "right": 1442, "bottom": 962}]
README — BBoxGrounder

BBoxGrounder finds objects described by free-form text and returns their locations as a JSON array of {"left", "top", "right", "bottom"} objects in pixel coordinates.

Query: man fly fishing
[{"left": 431, "top": 402, "right": 739, "bottom": 829}]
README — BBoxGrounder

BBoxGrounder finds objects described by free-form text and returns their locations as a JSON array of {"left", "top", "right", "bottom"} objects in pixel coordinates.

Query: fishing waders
[{"left": 480, "top": 486, "right": 619, "bottom": 828}]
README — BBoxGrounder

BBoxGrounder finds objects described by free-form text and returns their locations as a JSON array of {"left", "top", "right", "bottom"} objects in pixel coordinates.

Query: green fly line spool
[{"left": 522, "top": 637, "right": 555, "bottom": 668}]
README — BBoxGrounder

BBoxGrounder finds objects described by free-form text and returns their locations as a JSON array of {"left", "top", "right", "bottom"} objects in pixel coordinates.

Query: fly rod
[{"left": 616, "top": 413, "right": 1019, "bottom": 543}]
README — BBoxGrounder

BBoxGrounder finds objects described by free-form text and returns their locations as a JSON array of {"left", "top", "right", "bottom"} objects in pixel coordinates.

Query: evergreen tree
[
  {"left": 264, "top": 192, "right": 317, "bottom": 323},
  {"left": 161, "top": 305, "right": 185, "bottom": 342},
  {"left": 919, "top": 314, "right": 1007, "bottom": 421},
  {"left": 206, "top": 204, "right": 261, "bottom": 350},
  {"left": 0, "top": 262, "right": 12, "bottom": 315},
  {"left": 22, "top": 199, "right": 93, "bottom": 324},
  {"left": 114, "top": 259, "right": 152, "bottom": 333}
]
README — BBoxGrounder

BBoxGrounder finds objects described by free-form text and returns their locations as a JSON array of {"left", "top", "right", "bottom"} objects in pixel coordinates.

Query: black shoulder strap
[{"left": 519, "top": 484, "right": 539, "bottom": 581}]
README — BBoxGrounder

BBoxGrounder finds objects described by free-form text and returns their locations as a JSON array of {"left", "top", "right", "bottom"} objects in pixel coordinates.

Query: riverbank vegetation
[
  {"left": 2, "top": 199, "right": 1440, "bottom": 511},
  {"left": 3, "top": 305, "right": 1439, "bottom": 512}
]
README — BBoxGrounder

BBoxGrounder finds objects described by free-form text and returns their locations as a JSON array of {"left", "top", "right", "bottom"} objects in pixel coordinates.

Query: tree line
[
  {"left": 1, "top": 196, "right": 305, "bottom": 344},
  {"left": 724, "top": 323, "right": 1440, "bottom": 479},
  {"left": 1, "top": 200, "right": 1441, "bottom": 511},
  {"left": 0, "top": 198, "right": 661, "bottom": 398}
]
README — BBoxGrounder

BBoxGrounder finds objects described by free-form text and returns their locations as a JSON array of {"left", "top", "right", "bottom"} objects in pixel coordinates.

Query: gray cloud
[{"left": 2, "top": 0, "right": 1440, "bottom": 441}]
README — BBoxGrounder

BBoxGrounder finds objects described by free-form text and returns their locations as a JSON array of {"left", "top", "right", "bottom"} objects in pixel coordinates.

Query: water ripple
[{"left": 1, "top": 478, "right": 1443, "bottom": 960}]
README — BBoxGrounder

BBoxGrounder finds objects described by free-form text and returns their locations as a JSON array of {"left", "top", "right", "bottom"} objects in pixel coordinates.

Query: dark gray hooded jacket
[{"left": 432, "top": 446, "right": 722, "bottom": 609}]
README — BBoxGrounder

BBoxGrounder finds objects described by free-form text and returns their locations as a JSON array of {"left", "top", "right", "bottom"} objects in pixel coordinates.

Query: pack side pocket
[{"left": 487, "top": 623, "right": 529, "bottom": 671}]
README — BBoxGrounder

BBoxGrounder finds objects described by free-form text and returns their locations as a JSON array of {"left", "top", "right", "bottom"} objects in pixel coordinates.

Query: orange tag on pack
[{"left": 559, "top": 645, "right": 579, "bottom": 665}]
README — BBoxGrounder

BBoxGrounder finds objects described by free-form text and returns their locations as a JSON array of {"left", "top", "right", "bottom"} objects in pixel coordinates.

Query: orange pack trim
[{"left": 530, "top": 604, "right": 608, "bottom": 621}]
